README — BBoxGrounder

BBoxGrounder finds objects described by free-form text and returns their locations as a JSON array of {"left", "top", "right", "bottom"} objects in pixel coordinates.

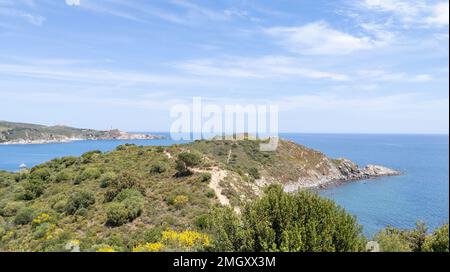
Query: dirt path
[
  {"left": 164, "top": 150, "right": 173, "bottom": 159},
  {"left": 226, "top": 148, "right": 232, "bottom": 164},
  {"left": 193, "top": 167, "right": 230, "bottom": 206}
]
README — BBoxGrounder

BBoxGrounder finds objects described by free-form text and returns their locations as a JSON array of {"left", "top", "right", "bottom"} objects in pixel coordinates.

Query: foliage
[
  {"left": 65, "top": 190, "right": 96, "bottom": 215},
  {"left": 22, "top": 179, "right": 46, "bottom": 200},
  {"left": 104, "top": 172, "right": 144, "bottom": 202},
  {"left": 14, "top": 207, "right": 35, "bottom": 225},
  {"left": 133, "top": 242, "right": 164, "bottom": 252},
  {"left": 423, "top": 224, "right": 449, "bottom": 252},
  {"left": 161, "top": 230, "right": 210, "bottom": 251},
  {"left": 175, "top": 152, "right": 201, "bottom": 176},
  {"left": 375, "top": 223, "right": 449, "bottom": 252},
  {"left": 74, "top": 167, "right": 101, "bottom": 184},
  {"left": 198, "top": 173, "right": 211, "bottom": 183},
  {"left": 207, "top": 185, "right": 366, "bottom": 252},
  {"left": 106, "top": 189, "right": 144, "bottom": 226}
]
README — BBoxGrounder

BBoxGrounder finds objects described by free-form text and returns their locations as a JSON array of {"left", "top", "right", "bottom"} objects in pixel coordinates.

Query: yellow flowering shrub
[
  {"left": 173, "top": 195, "right": 189, "bottom": 208},
  {"left": 43, "top": 224, "right": 60, "bottom": 240},
  {"left": 133, "top": 242, "right": 164, "bottom": 252},
  {"left": 32, "top": 213, "right": 51, "bottom": 225},
  {"left": 96, "top": 246, "right": 116, "bottom": 252},
  {"left": 162, "top": 230, "right": 210, "bottom": 251}
]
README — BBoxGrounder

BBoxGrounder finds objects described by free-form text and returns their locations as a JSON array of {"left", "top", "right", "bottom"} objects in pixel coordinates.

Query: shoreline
[
  {"left": 284, "top": 167, "right": 402, "bottom": 192},
  {"left": 0, "top": 135, "right": 166, "bottom": 146}
]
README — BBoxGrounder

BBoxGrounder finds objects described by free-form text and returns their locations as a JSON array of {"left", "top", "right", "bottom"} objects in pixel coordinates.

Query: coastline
[
  {"left": 283, "top": 165, "right": 402, "bottom": 192},
  {"left": 0, "top": 134, "right": 166, "bottom": 145}
]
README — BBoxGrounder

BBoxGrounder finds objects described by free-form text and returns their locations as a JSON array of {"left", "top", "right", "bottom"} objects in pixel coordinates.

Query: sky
[{"left": 0, "top": 0, "right": 448, "bottom": 134}]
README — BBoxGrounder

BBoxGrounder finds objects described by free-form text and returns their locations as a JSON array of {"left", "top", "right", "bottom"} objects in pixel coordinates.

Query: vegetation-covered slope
[
  {"left": 0, "top": 138, "right": 441, "bottom": 252},
  {"left": 0, "top": 120, "right": 162, "bottom": 144}
]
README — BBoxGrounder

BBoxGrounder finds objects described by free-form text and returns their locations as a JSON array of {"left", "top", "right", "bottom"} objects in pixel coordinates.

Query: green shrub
[
  {"left": 0, "top": 201, "right": 24, "bottom": 217},
  {"left": 205, "top": 189, "right": 215, "bottom": 198},
  {"left": 74, "top": 167, "right": 101, "bottom": 184},
  {"left": 248, "top": 167, "right": 260, "bottom": 180},
  {"left": 99, "top": 172, "right": 117, "bottom": 188},
  {"left": 55, "top": 170, "right": 71, "bottom": 183},
  {"left": 423, "top": 224, "right": 449, "bottom": 252},
  {"left": 80, "top": 150, "right": 102, "bottom": 163},
  {"left": 375, "top": 223, "right": 449, "bottom": 252},
  {"left": 207, "top": 185, "right": 365, "bottom": 252},
  {"left": 175, "top": 152, "right": 201, "bottom": 176},
  {"left": 65, "top": 190, "right": 96, "bottom": 215},
  {"left": 198, "top": 173, "right": 211, "bottom": 183},
  {"left": 61, "top": 156, "right": 77, "bottom": 167},
  {"left": 149, "top": 163, "right": 167, "bottom": 174},
  {"left": 29, "top": 168, "right": 51, "bottom": 182},
  {"left": 106, "top": 202, "right": 129, "bottom": 226},
  {"left": 14, "top": 207, "right": 35, "bottom": 225},
  {"left": 106, "top": 189, "right": 144, "bottom": 226},
  {"left": 104, "top": 172, "right": 144, "bottom": 202},
  {"left": 22, "top": 179, "right": 46, "bottom": 200}
]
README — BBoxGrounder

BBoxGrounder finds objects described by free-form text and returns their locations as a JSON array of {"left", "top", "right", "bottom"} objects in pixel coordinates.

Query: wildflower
[{"left": 132, "top": 242, "right": 164, "bottom": 252}]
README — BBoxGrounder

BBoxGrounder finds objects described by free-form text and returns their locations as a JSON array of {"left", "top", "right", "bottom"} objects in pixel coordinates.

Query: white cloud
[
  {"left": 65, "top": 0, "right": 80, "bottom": 6},
  {"left": 357, "top": 69, "right": 433, "bottom": 82},
  {"left": 0, "top": 7, "right": 45, "bottom": 26},
  {"left": 426, "top": 2, "right": 449, "bottom": 27},
  {"left": 176, "top": 55, "right": 350, "bottom": 81},
  {"left": 358, "top": 0, "right": 449, "bottom": 27},
  {"left": 264, "top": 21, "right": 383, "bottom": 55}
]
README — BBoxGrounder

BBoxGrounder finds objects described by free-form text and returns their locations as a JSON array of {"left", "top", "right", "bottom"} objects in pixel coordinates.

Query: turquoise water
[{"left": 0, "top": 133, "right": 448, "bottom": 236}]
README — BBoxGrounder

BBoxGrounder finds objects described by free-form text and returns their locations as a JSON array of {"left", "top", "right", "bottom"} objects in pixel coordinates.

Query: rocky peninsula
[{"left": 0, "top": 121, "right": 164, "bottom": 145}]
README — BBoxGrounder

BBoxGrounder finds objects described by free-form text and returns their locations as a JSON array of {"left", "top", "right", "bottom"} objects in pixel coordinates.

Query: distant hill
[
  {"left": 0, "top": 137, "right": 399, "bottom": 251},
  {"left": 0, "top": 121, "right": 163, "bottom": 144}
]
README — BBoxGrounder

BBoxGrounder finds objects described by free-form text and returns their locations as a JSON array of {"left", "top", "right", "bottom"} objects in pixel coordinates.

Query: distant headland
[{"left": 0, "top": 120, "right": 164, "bottom": 145}]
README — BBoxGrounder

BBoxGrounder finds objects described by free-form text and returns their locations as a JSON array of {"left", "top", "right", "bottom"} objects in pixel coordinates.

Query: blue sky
[{"left": 0, "top": 0, "right": 448, "bottom": 133}]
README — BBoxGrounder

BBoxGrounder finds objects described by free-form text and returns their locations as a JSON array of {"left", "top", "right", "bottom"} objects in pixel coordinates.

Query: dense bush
[
  {"left": 54, "top": 170, "right": 72, "bottom": 183},
  {"left": 106, "top": 189, "right": 144, "bottom": 226},
  {"left": 22, "top": 179, "right": 46, "bottom": 200},
  {"left": 149, "top": 163, "right": 167, "bottom": 174},
  {"left": 80, "top": 150, "right": 102, "bottom": 163},
  {"left": 74, "top": 167, "right": 101, "bottom": 184},
  {"left": 29, "top": 168, "right": 51, "bottom": 182},
  {"left": 99, "top": 172, "right": 117, "bottom": 188},
  {"left": 198, "top": 173, "right": 211, "bottom": 183},
  {"left": 0, "top": 201, "right": 24, "bottom": 217},
  {"left": 375, "top": 222, "right": 449, "bottom": 252},
  {"left": 65, "top": 190, "right": 96, "bottom": 215},
  {"left": 104, "top": 172, "right": 144, "bottom": 202},
  {"left": 247, "top": 167, "right": 260, "bottom": 180},
  {"left": 206, "top": 185, "right": 366, "bottom": 252},
  {"left": 175, "top": 152, "right": 201, "bottom": 176},
  {"left": 423, "top": 224, "right": 449, "bottom": 252},
  {"left": 14, "top": 207, "right": 35, "bottom": 225}
]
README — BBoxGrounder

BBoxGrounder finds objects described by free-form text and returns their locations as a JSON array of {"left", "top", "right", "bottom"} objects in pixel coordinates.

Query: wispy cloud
[
  {"left": 65, "top": 0, "right": 80, "bottom": 7},
  {"left": 357, "top": 69, "right": 433, "bottom": 82},
  {"left": 0, "top": 61, "right": 202, "bottom": 87},
  {"left": 0, "top": 7, "right": 45, "bottom": 26},
  {"left": 357, "top": 0, "right": 449, "bottom": 27},
  {"left": 264, "top": 21, "right": 390, "bottom": 55},
  {"left": 176, "top": 55, "right": 350, "bottom": 81}
]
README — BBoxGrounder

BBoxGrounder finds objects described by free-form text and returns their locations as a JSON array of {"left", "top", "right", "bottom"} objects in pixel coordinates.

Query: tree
[
  {"left": 175, "top": 152, "right": 201, "bottom": 176},
  {"left": 206, "top": 185, "right": 366, "bottom": 252},
  {"left": 423, "top": 224, "right": 449, "bottom": 252}
]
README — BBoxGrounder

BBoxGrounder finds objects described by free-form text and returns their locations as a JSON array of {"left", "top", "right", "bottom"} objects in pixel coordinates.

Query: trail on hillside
[{"left": 193, "top": 167, "right": 230, "bottom": 206}]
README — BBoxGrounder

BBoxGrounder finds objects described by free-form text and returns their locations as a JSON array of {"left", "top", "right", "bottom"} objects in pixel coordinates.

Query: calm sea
[{"left": 0, "top": 133, "right": 448, "bottom": 237}]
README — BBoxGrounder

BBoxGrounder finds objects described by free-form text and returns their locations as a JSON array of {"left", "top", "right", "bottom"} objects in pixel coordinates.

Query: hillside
[
  {"left": 0, "top": 121, "right": 163, "bottom": 144},
  {"left": 0, "top": 138, "right": 399, "bottom": 251}
]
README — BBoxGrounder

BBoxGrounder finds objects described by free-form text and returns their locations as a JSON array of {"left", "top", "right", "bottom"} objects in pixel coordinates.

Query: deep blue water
[{"left": 0, "top": 133, "right": 448, "bottom": 237}]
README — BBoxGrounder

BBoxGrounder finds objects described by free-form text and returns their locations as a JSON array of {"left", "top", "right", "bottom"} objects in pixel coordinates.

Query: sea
[{"left": 0, "top": 133, "right": 448, "bottom": 237}]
